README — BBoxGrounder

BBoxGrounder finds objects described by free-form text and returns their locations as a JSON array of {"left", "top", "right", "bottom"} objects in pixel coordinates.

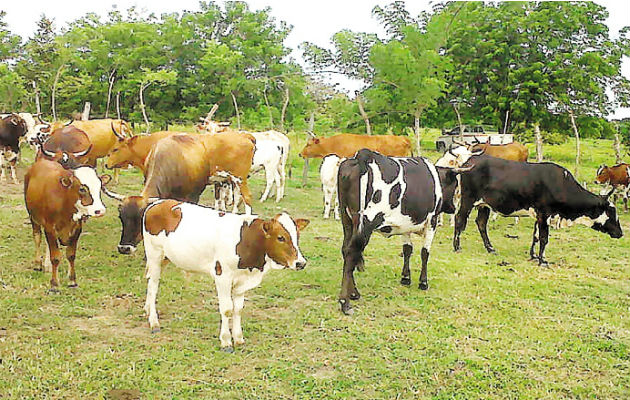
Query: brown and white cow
[
  {"left": 102, "top": 132, "right": 256, "bottom": 254},
  {"left": 141, "top": 199, "right": 309, "bottom": 351},
  {"left": 299, "top": 133, "right": 412, "bottom": 159},
  {"left": 24, "top": 156, "right": 107, "bottom": 290},
  {"left": 0, "top": 113, "right": 28, "bottom": 184},
  {"left": 595, "top": 163, "right": 630, "bottom": 212}
]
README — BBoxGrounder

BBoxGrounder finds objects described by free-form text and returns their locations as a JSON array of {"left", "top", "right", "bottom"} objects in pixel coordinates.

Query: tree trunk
[
  {"left": 105, "top": 69, "right": 116, "bottom": 118},
  {"left": 81, "top": 102, "right": 91, "bottom": 121},
  {"left": 263, "top": 87, "right": 274, "bottom": 129},
  {"left": 614, "top": 127, "right": 622, "bottom": 164},
  {"left": 280, "top": 87, "right": 289, "bottom": 133},
  {"left": 302, "top": 112, "right": 314, "bottom": 187},
  {"left": 534, "top": 123, "right": 543, "bottom": 162},
  {"left": 32, "top": 81, "right": 41, "bottom": 115},
  {"left": 356, "top": 92, "right": 371, "bottom": 135},
  {"left": 414, "top": 112, "right": 421, "bottom": 156},
  {"left": 231, "top": 91, "right": 241, "bottom": 130},
  {"left": 569, "top": 111, "right": 580, "bottom": 178},
  {"left": 453, "top": 102, "right": 463, "bottom": 143},
  {"left": 140, "top": 82, "right": 152, "bottom": 133},
  {"left": 116, "top": 91, "right": 121, "bottom": 120},
  {"left": 51, "top": 64, "right": 65, "bottom": 120}
]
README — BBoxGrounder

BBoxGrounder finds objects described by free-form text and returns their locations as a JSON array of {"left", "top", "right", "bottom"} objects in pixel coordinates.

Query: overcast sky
[{"left": 3, "top": 0, "right": 629, "bottom": 118}]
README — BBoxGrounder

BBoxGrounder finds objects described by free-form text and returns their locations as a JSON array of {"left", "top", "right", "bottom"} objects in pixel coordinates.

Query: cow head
[
  {"left": 64, "top": 167, "right": 107, "bottom": 220},
  {"left": 299, "top": 134, "right": 322, "bottom": 158},
  {"left": 594, "top": 164, "right": 610, "bottom": 185},
  {"left": 40, "top": 126, "right": 92, "bottom": 164},
  {"left": 260, "top": 213, "right": 309, "bottom": 270},
  {"left": 589, "top": 189, "right": 623, "bottom": 239},
  {"left": 106, "top": 136, "right": 138, "bottom": 169},
  {"left": 435, "top": 146, "right": 482, "bottom": 168},
  {"left": 100, "top": 187, "right": 149, "bottom": 255}
]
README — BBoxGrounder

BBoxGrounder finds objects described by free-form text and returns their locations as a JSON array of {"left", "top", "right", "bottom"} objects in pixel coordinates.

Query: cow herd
[{"left": 0, "top": 111, "right": 627, "bottom": 351}]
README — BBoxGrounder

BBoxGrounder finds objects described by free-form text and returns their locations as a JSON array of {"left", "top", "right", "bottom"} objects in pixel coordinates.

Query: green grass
[{"left": 1, "top": 133, "right": 629, "bottom": 399}]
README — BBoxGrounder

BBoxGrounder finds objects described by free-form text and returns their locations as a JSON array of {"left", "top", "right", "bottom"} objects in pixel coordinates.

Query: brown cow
[
  {"left": 102, "top": 132, "right": 256, "bottom": 254},
  {"left": 105, "top": 129, "right": 182, "bottom": 175},
  {"left": 471, "top": 141, "right": 529, "bottom": 162},
  {"left": 24, "top": 157, "right": 107, "bottom": 290},
  {"left": 0, "top": 114, "right": 28, "bottom": 184},
  {"left": 595, "top": 163, "right": 630, "bottom": 212},
  {"left": 299, "top": 133, "right": 412, "bottom": 158}
]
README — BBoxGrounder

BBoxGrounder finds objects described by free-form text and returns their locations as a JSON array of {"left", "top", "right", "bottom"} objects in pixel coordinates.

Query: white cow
[
  {"left": 142, "top": 200, "right": 309, "bottom": 351},
  {"left": 320, "top": 154, "right": 345, "bottom": 219},
  {"left": 251, "top": 139, "right": 284, "bottom": 202}
]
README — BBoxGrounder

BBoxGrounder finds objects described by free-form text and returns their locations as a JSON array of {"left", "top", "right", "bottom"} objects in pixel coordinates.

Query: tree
[
  {"left": 137, "top": 68, "right": 177, "bottom": 132},
  {"left": 0, "top": 11, "right": 21, "bottom": 63}
]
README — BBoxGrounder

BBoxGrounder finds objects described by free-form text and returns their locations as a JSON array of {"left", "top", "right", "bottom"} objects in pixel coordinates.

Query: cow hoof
[
  {"left": 68, "top": 283, "right": 78, "bottom": 288},
  {"left": 34, "top": 267, "right": 43, "bottom": 272},
  {"left": 48, "top": 287, "right": 60, "bottom": 294},
  {"left": 221, "top": 346, "right": 234, "bottom": 353},
  {"left": 349, "top": 291, "right": 360, "bottom": 300},
  {"left": 151, "top": 327, "right": 161, "bottom": 334},
  {"left": 419, "top": 282, "right": 429, "bottom": 290},
  {"left": 538, "top": 260, "right": 549, "bottom": 268},
  {"left": 400, "top": 277, "right": 411, "bottom": 286},
  {"left": 486, "top": 247, "right": 496, "bottom": 254},
  {"left": 339, "top": 299, "right": 354, "bottom": 315}
]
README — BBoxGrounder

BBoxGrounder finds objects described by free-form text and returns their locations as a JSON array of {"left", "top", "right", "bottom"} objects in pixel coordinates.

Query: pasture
[{"left": 1, "top": 131, "right": 629, "bottom": 399}]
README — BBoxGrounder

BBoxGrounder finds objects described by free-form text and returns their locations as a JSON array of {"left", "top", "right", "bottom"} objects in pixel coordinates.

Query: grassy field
[{"left": 1, "top": 130, "right": 629, "bottom": 399}]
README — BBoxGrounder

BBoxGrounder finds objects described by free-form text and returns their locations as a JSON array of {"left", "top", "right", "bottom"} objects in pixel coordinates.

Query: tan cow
[
  {"left": 106, "top": 130, "right": 182, "bottom": 175},
  {"left": 471, "top": 141, "right": 529, "bottom": 162},
  {"left": 299, "top": 133, "right": 412, "bottom": 158}
]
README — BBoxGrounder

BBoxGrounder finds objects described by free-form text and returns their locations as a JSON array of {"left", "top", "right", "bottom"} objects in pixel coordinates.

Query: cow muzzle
[
  {"left": 295, "top": 261, "right": 307, "bottom": 270},
  {"left": 117, "top": 244, "right": 137, "bottom": 255}
]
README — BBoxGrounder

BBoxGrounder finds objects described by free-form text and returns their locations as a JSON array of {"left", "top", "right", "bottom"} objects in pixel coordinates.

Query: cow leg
[
  {"left": 214, "top": 183, "right": 224, "bottom": 211},
  {"left": 537, "top": 214, "right": 550, "bottom": 267},
  {"left": 529, "top": 220, "right": 539, "bottom": 260},
  {"left": 323, "top": 187, "right": 332, "bottom": 219},
  {"left": 475, "top": 206, "right": 495, "bottom": 253},
  {"left": 215, "top": 278, "right": 234, "bottom": 351},
  {"left": 44, "top": 230, "right": 61, "bottom": 292},
  {"left": 9, "top": 158, "right": 18, "bottom": 184},
  {"left": 339, "top": 211, "right": 361, "bottom": 315},
  {"left": 453, "top": 200, "right": 474, "bottom": 252},
  {"left": 419, "top": 221, "right": 437, "bottom": 290},
  {"left": 239, "top": 182, "right": 253, "bottom": 215},
  {"left": 259, "top": 166, "right": 273, "bottom": 202},
  {"left": 400, "top": 235, "right": 413, "bottom": 286},
  {"left": 231, "top": 291, "right": 246, "bottom": 346},
  {"left": 333, "top": 189, "right": 340, "bottom": 220},
  {"left": 232, "top": 183, "right": 242, "bottom": 213},
  {"left": 66, "top": 227, "right": 82, "bottom": 288},
  {"left": 144, "top": 249, "right": 164, "bottom": 333},
  {"left": 0, "top": 152, "right": 5, "bottom": 182},
  {"left": 113, "top": 168, "right": 120, "bottom": 184},
  {"left": 623, "top": 189, "right": 628, "bottom": 213},
  {"left": 274, "top": 169, "right": 282, "bottom": 203},
  {"left": 31, "top": 221, "right": 43, "bottom": 271}
]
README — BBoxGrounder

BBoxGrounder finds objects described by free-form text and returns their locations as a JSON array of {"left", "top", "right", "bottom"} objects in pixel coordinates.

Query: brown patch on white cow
[
  {"left": 236, "top": 220, "right": 267, "bottom": 271},
  {"left": 215, "top": 261, "right": 222, "bottom": 276},
  {"left": 144, "top": 200, "right": 183, "bottom": 236}
]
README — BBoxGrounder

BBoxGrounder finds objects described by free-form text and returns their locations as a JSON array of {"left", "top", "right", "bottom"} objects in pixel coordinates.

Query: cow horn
[
  {"left": 72, "top": 144, "right": 92, "bottom": 157},
  {"left": 111, "top": 122, "right": 125, "bottom": 140},
  {"left": 40, "top": 146, "right": 56, "bottom": 158},
  {"left": 101, "top": 186, "right": 126, "bottom": 202},
  {"left": 451, "top": 166, "right": 474, "bottom": 173},
  {"left": 64, "top": 119, "right": 74, "bottom": 127},
  {"left": 306, "top": 131, "right": 316, "bottom": 138},
  {"left": 38, "top": 115, "right": 52, "bottom": 125},
  {"left": 471, "top": 150, "right": 484, "bottom": 156}
]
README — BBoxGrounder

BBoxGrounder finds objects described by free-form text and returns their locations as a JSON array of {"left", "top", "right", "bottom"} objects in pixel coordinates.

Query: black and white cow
[
  {"left": 337, "top": 149, "right": 465, "bottom": 315},
  {"left": 454, "top": 154, "right": 623, "bottom": 265}
]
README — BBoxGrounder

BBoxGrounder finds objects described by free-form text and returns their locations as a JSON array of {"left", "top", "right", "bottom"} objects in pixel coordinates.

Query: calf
[
  {"left": 24, "top": 156, "right": 107, "bottom": 290},
  {"left": 595, "top": 163, "right": 630, "bottom": 212},
  {"left": 251, "top": 139, "right": 283, "bottom": 202},
  {"left": 320, "top": 155, "right": 345, "bottom": 219},
  {"left": 454, "top": 155, "right": 623, "bottom": 265},
  {"left": 337, "top": 149, "right": 448, "bottom": 315},
  {"left": 141, "top": 200, "right": 309, "bottom": 351}
]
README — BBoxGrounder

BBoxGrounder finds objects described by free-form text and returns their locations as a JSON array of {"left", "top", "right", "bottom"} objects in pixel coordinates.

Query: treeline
[{"left": 1, "top": 1, "right": 629, "bottom": 141}]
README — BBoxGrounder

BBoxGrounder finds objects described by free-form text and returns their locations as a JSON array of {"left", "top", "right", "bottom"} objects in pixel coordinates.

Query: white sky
[{"left": 2, "top": 0, "right": 629, "bottom": 118}]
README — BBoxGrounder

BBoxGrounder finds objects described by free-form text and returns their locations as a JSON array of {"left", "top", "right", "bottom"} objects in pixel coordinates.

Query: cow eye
[
  {"left": 79, "top": 186, "right": 87, "bottom": 193},
  {"left": 277, "top": 236, "right": 285, "bottom": 242}
]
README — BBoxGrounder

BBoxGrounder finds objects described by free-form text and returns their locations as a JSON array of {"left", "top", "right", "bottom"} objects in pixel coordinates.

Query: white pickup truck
[{"left": 435, "top": 125, "right": 513, "bottom": 152}]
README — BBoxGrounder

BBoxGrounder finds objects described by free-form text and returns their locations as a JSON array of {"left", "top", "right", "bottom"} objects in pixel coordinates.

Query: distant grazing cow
[
  {"left": 471, "top": 140, "right": 529, "bottom": 162},
  {"left": 300, "top": 133, "right": 412, "bottom": 159},
  {"left": 24, "top": 155, "right": 107, "bottom": 290},
  {"left": 141, "top": 200, "right": 309, "bottom": 351},
  {"left": 595, "top": 163, "right": 630, "bottom": 212},
  {"left": 453, "top": 155, "right": 623, "bottom": 265},
  {"left": 320, "top": 154, "right": 345, "bottom": 219},
  {"left": 337, "top": 149, "right": 461, "bottom": 315},
  {"left": 102, "top": 132, "right": 255, "bottom": 254},
  {"left": 0, "top": 114, "right": 27, "bottom": 184}
]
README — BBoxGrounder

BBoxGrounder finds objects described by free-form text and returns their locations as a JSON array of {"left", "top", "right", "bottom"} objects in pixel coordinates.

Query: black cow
[
  {"left": 337, "top": 149, "right": 465, "bottom": 315},
  {"left": 0, "top": 114, "right": 27, "bottom": 184},
  {"left": 454, "top": 155, "right": 623, "bottom": 265}
]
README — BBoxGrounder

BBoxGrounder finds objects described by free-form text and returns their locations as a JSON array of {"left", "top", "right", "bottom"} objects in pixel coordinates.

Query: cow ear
[
  {"left": 100, "top": 174, "right": 112, "bottom": 186},
  {"left": 295, "top": 218, "right": 310, "bottom": 232},
  {"left": 60, "top": 176, "right": 73, "bottom": 188},
  {"left": 261, "top": 220, "right": 273, "bottom": 238},
  {"left": 313, "top": 138, "right": 320, "bottom": 144}
]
